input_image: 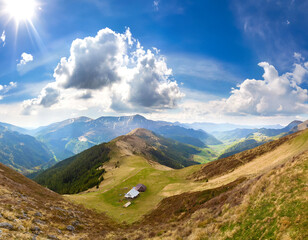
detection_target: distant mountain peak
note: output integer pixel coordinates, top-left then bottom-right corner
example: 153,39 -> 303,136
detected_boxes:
132,114 -> 146,119
284,120 -> 303,131
291,120 -> 308,132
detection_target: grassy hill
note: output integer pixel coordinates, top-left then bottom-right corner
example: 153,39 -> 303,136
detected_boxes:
34,129 -> 201,195
34,144 -> 111,194
2,128 -> 308,239
64,129 -> 308,228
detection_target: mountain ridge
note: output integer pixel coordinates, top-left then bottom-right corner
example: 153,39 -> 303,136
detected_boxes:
34,114 -> 221,160
34,128 -> 200,194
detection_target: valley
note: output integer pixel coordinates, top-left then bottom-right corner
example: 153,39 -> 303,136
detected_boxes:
0,117 -> 307,239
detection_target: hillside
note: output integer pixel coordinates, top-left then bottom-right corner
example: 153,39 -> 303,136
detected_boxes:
62,129 -> 308,230
34,114 -> 221,160
0,126 -> 53,173
0,162 -> 116,239
34,129 -> 200,194
117,145 -> 308,240
2,129 -> 308,239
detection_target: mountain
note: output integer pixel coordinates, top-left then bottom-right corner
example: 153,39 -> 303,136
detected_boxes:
35,115 -> 221,160
0,122 -> 30,135
291,119 -> 308,132
34,129 -> 200,194
213,120 -> 303,142
0,126 -> 53,173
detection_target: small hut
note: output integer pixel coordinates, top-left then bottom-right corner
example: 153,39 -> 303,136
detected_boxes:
135,184 -> 147,192
125,187 -> 139,199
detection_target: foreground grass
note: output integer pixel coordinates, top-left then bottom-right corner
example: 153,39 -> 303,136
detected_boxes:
65,155 -> 201,224
220,151 -> 308,240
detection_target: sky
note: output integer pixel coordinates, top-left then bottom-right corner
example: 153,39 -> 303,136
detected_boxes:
0,0 -> 308,128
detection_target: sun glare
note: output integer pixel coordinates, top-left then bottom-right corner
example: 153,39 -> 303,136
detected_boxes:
4,0 -> 37,23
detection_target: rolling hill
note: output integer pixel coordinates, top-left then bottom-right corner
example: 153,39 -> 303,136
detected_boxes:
0,125 -> 53,173
108,129 -> 308,239
1,128 -> 307,239
34,129 -> 200,194
43,127 -> 308,230
34,114 -> 221,160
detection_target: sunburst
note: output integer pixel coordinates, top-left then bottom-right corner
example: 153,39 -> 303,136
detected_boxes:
4,0 -> 37,23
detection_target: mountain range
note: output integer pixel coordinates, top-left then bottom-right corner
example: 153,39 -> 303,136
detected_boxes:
0,115 -> 305,175
33,114 -> 221,160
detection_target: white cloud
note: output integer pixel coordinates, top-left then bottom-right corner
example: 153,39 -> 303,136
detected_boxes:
17,53 -> 34,69
0,82 -> 17,100
185,62 -> 308,116
1,31 -> 5,47
22,28 -> 183,115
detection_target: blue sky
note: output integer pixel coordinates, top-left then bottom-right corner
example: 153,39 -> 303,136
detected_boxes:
0,0 -> 307,127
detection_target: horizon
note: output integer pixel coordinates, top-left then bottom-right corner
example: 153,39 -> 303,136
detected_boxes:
0,113 -> 295,130
0,0 -> 308,128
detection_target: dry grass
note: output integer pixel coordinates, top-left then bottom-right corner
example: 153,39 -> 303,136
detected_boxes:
0,162 -> 118,239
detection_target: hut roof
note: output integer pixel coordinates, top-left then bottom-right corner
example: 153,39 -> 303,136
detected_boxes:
125,187 -> 139,199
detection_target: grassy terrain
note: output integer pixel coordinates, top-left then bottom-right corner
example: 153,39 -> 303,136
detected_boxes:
66,130 -> 308,225
66,154 -> 201,223
193,147 -> 218,163
109,132 -> 308,240
219,150 -> 308,240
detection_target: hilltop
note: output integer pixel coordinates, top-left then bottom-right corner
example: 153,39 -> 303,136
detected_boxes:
34,129 -> 200,194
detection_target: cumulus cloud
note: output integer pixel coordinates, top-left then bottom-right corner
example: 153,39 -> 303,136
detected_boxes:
202,61 -> 308,116
1,31 -> 5,47
0,82 -> 17,100
17,53 -> 34,69
22,28 -> 183,115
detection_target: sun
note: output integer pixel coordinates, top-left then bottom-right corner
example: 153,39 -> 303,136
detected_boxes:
4,0 -> 37,23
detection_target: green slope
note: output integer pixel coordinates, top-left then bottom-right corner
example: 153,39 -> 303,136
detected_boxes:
34,144 -> 110,194
34,129 -> 201,195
